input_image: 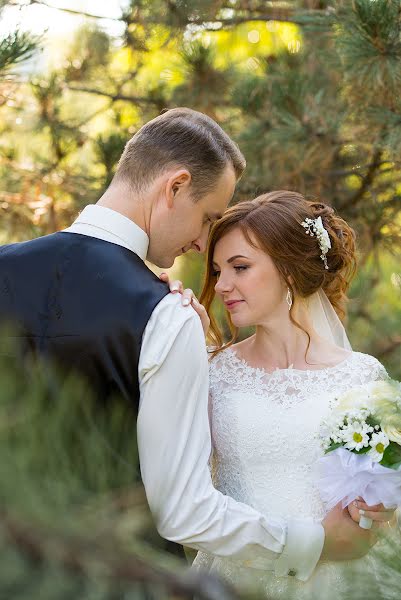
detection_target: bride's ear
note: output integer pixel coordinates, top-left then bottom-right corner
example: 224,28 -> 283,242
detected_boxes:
284,272 -> 294,287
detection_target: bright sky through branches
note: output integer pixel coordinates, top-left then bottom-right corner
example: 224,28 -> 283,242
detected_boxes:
0,1 -> 130,72
0,0 -> 129,37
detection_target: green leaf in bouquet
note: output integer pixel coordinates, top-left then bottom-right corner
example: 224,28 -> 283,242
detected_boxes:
355,445 -> 371,455
380,442 -> 401,469
384,461 -> 401,471
324,442 -> 344,454
366,415 -> 381,429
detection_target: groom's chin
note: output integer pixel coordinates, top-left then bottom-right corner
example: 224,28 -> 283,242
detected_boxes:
154,256 -> 175,269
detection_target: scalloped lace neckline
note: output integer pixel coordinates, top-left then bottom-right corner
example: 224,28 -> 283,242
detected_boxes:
225,347 -> 355,378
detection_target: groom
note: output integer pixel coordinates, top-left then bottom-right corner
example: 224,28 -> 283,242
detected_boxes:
0,108 -> 374,580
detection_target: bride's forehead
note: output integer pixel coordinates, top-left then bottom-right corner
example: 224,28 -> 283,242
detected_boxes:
213,228 -> 262,260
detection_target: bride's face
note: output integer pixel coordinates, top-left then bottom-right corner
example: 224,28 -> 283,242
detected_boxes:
213,227 -> 288,328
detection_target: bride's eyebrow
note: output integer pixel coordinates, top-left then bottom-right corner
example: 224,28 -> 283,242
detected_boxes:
212,254 -> 249,268
227,255 -> 249,263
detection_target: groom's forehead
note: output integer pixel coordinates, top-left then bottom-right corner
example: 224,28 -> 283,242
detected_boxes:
209,162 -> 236,186
207,166 -> 237,206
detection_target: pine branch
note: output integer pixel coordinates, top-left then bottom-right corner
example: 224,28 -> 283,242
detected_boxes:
327,160 -> 399,178
13,0 -> 332,28
0,508 -> 240,600
127,11 -> 332,28
0,30 -> 39,74
26,0 -> 120,21
74,102 -> 113,130
342,148 -> 384,208
67,85 -> 161,106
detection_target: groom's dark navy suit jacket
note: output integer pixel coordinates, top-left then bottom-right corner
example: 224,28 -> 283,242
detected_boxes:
0,232 -> 169,412
0,227 -> 193,564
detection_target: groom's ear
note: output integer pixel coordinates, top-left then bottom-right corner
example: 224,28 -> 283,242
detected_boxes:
165,169 -> 192,208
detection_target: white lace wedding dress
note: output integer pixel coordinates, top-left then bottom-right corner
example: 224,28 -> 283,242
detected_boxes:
193,348 -> 399,599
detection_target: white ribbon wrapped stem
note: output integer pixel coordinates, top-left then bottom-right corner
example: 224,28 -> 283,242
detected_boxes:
316,447 -> 401,529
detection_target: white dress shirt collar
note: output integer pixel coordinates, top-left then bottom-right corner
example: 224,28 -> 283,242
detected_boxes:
65,204 -> 149,261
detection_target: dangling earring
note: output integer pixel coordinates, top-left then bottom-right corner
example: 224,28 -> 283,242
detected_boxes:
286,287 -> 293,311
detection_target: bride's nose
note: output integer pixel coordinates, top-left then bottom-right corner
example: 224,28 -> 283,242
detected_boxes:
214,274 -> 233,295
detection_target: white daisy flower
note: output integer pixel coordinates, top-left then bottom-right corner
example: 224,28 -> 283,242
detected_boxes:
341,421 -> 372,451
321,414 -> 344,440
369,431 -> 390,463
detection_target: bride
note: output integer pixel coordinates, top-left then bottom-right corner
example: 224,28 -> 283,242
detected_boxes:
164,190 -> 399,599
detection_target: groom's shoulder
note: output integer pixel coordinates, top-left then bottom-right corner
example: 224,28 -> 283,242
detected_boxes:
150,292 -> 200,331
0,232 -> 61,259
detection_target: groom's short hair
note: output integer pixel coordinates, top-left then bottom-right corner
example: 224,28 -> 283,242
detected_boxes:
114,107 -> 246,200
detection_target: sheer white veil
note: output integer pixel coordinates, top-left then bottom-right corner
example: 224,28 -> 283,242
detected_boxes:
306,289 -> 352,351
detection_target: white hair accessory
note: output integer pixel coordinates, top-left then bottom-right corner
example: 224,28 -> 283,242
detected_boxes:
301,216 -> 332,270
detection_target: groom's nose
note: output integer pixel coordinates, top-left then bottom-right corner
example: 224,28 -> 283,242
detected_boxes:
192,230 -> 209,253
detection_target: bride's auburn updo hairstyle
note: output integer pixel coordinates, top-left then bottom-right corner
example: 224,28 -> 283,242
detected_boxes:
199,190 -> 357,349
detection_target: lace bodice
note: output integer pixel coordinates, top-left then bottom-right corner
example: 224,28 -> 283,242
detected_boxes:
194,349 -> 393,599
208,349 -> 388,522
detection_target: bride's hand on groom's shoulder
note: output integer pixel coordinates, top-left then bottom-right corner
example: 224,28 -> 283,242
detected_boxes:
159,272 -> 210,338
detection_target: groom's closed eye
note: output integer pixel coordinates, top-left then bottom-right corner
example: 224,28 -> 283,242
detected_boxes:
209,212 -> 223,222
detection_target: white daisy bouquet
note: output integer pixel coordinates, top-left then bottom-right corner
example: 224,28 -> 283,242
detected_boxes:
317,379 -> 401,529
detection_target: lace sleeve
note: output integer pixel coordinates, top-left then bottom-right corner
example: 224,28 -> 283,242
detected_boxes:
207,389 -> 221,481
207,350 -> 225,480
357,352 -> 391,383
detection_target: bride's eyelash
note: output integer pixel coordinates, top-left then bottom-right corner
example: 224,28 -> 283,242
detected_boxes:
212,266 -> 248,277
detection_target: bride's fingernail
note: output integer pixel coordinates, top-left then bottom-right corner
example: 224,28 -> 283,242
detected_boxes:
182,298 -> 190,306
171,285 -> 179,292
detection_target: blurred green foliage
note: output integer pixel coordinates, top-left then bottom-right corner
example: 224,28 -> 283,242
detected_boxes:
0,335 -> 244,599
